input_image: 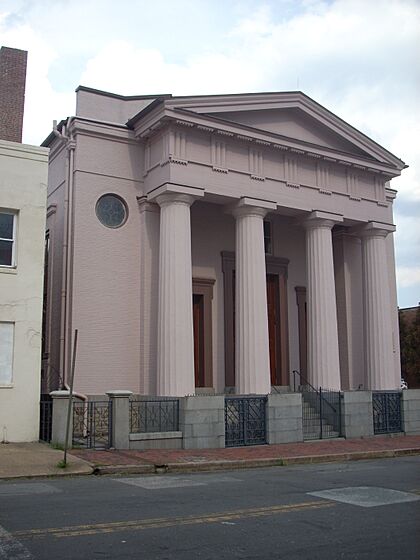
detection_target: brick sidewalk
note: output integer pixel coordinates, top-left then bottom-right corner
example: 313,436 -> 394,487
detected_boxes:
70,435 -> 420,472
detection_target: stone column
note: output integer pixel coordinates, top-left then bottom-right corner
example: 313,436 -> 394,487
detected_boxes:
155,192 -> 196,396
50,390 -> 73,447
106,390 -> 132,449
232,198 -> 276,394
303,211 -> 343,390
359,222 -> 397,390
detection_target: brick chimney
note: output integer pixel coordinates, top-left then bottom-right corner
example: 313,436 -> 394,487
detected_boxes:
0,46 -> 28,143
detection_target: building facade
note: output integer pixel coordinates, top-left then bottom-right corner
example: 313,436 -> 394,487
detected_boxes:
42,87 -> 405,398
0,46 -> 48,442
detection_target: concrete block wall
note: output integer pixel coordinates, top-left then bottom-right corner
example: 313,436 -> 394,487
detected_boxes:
402,389 -> 420,435
341,391 -> 373,438
267,393 -> 303,444
180,395 -> 225,449
129,432 -> 183,450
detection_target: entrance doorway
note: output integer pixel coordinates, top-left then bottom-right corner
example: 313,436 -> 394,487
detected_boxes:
193,294 -> 205,387
192,279 -> 215,389
267,274 -> 282,386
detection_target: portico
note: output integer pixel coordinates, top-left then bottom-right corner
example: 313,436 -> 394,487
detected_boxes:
43,88 -> 405,398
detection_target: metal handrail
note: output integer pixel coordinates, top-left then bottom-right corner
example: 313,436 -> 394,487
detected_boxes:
293,370 -> 339,415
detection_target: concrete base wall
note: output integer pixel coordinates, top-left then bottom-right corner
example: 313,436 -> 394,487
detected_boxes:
180,396 -> 225,449
402,389 -> 420,435
341,391 -> 374,438
267,393 -> 303,444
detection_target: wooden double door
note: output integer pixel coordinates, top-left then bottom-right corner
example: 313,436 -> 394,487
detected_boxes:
193,271 -> 288,389
192,279 -> 214,388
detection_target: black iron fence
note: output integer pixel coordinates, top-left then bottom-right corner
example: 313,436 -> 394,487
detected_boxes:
130,398 -> 179,433
39,395 -> 53,443
372,391 -> 403,434
225,396 -> 267,447
73,400 -> 113,449
293,371 -> 342,440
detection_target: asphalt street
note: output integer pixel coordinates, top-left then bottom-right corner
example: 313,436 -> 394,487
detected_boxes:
0,456 -> 419,559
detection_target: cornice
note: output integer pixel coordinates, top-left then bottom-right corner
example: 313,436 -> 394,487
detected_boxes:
70,118 -> 138,145
165,92 -> 406,170
135,109 -> 402,179
168,157 -> 392,211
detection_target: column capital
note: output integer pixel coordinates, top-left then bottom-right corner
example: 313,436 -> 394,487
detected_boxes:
229,197 -> 276,219
356,221 -> 396,239
137,196 -> 159,214
50,390 -> 71,399
105,390 -> 133,398
302,210 -> 343,231
154,192 -> 196,208
148,182 -> 204,206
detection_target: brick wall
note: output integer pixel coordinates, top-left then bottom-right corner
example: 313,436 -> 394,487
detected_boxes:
0,46 -> 27,143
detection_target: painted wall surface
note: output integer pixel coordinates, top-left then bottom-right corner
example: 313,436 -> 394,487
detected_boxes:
44,144 -> 66,391
75,88 -> 159,124
0,139 -> 48,442
70,133 -> 144,394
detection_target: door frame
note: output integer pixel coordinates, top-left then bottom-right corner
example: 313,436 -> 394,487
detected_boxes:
221,251 -> 290,389
192,278 -> 215,388
295,286 -> 307,379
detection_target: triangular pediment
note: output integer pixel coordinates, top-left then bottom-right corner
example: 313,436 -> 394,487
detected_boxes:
163,92 -> 405,171
202,107 -> 369,157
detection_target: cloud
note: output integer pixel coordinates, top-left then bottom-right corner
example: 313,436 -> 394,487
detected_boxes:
0,12 -> 74,144
397,267 -> 420,288
77,0 -> 420,202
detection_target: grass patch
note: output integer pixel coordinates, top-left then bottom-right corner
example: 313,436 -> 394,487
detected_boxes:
56,459 -> 68,469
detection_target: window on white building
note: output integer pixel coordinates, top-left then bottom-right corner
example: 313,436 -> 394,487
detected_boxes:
0,212 -> 16,267
0,323 -> 14,385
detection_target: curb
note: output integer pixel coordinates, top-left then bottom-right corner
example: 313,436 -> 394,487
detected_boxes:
91,447 -> 420,476
0,467 -> 94,481
2,447 -> 418,480
92,464 -> 155,476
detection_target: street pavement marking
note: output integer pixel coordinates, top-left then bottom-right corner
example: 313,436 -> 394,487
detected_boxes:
309,486 -> 420,508
0,525 -> 34,560
115,474 -> 242,489
13,500 -> 334,539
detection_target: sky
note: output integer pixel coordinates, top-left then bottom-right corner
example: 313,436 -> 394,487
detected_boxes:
1,0 -> 419,307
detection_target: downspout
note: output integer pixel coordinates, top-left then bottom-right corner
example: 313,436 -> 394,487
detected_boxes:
53,119 -> 87,403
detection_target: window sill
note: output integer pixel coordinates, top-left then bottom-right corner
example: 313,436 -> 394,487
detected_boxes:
0,384 -> 14,389
0,266 -> 17,275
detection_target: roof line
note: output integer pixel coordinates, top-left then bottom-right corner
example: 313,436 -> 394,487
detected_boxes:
75,85 -> 172,101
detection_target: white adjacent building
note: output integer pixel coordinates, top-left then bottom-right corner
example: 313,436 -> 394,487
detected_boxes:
42,87 -> 405,398
0,139 -> 48,441
0,46 -> 48,442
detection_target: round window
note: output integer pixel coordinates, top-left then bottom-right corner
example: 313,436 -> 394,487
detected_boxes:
95,194 -> 128,228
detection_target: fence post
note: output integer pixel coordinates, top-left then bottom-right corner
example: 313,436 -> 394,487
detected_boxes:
50,390 -> 73,448
106,390 -> 133,450
319,388 -> 323,439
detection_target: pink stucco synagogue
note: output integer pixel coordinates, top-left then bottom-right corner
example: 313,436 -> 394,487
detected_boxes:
42,87 -> 405,399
